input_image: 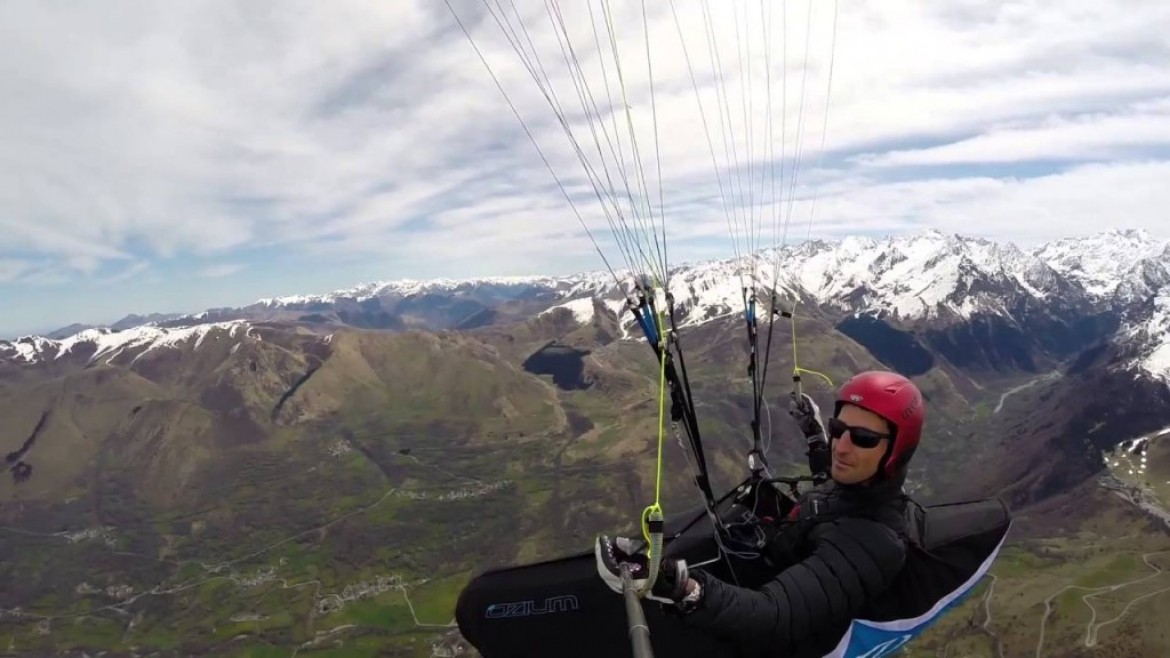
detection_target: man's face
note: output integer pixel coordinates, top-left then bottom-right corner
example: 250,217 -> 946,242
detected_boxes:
830,403 -> 892,485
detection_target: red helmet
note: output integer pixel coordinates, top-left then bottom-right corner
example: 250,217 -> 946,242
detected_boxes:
834,370 -> 925,478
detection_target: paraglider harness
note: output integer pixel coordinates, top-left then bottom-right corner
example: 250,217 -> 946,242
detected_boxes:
605,461 -> 1010,658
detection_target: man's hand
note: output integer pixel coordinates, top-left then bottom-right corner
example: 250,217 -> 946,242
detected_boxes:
788,391 -> 826,440
594,535 -> 688,604
791,391 -> 830,483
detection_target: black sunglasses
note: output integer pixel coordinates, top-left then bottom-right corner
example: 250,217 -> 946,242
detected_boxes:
827,417 -> 890,449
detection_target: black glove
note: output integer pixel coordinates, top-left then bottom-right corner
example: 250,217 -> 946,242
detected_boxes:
790,392 -> 830,482
594,535 -> 689,604
788,391 -> 826,440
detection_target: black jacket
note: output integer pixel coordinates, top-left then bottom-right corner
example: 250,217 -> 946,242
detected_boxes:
679,474 -> 911,657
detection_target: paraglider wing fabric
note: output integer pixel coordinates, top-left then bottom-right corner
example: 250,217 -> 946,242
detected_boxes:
822,497 -> 1012,658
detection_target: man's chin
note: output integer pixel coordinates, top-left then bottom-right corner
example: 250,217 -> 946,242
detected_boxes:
832,463 -> 859,484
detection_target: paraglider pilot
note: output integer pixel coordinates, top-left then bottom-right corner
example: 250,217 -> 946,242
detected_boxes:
596,370 -> 925,657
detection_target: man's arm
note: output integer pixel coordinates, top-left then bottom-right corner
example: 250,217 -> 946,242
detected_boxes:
678,517 -> 907,650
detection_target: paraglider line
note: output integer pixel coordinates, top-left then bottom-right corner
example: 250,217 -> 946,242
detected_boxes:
443,0 -> 626,292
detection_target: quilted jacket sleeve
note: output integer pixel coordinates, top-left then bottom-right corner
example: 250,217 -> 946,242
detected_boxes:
680,516 -> 907,652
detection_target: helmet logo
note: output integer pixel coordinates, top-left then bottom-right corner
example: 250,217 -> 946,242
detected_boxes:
901,394 -> 922,420
850,394 -> 863,402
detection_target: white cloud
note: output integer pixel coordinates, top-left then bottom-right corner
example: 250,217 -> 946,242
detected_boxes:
0,0 -> 1168,296
858,97 -> 1170,166
0,259 -> 34,283
199,263 -> 246,278
98,261 -> 151,285
795,161 -> 1170,247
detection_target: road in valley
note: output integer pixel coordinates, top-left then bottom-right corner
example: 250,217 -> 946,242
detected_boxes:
1034,550 -> 1169,657
994,370 -> 1061,414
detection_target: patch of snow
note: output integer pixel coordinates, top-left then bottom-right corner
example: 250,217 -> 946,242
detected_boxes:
600,298 -> 633,338
127,322 -> 247,364
1120,286 -> 1170,382
664,256 -> 764,327
0,336 -> 56,363
541,297 -> 596,324
1146,341 -> 1170,380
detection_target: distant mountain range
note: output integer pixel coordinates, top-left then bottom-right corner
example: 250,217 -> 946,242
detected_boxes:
5,227 -> 1168,386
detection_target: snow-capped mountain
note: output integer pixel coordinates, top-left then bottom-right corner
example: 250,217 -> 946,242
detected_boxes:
0,321 -> 250,366
241,228 -> 1106,327
241,229 -> 1081,329
5,228 -> 1169,386
1034,228 -> 1170,301
252,273 -> 619,308
773,230 -> 1078,321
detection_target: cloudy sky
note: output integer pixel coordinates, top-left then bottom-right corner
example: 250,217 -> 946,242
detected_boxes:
2,0 -> 1169,337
